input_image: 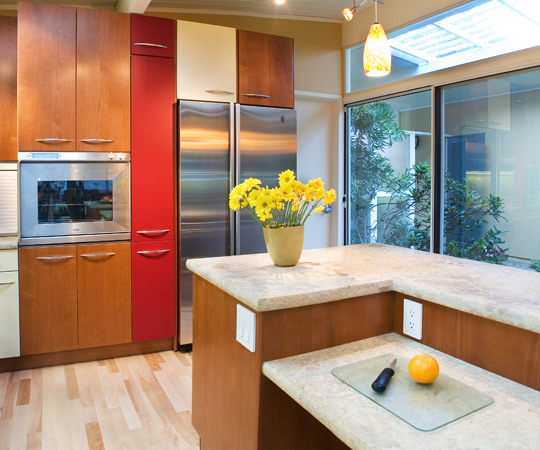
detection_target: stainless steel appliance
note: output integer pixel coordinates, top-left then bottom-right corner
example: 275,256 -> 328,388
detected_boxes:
178,101 -> 297,348
19,152 -> 130,245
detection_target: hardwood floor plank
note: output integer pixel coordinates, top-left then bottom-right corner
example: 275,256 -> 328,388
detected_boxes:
0,352 -> 198,449
16,379 -> 31,406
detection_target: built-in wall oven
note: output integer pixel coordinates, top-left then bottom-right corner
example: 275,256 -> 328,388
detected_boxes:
19,152 -> 130,245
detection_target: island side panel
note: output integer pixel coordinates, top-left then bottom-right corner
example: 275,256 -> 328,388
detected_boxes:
192,275 -> 262,450
259,292 -> 395,362
393,293 -> 540,391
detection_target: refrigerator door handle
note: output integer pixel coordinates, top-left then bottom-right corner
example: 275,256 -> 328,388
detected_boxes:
233,103 -> 241,255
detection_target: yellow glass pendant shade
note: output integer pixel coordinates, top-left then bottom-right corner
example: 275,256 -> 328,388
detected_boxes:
363,22 -> 391,77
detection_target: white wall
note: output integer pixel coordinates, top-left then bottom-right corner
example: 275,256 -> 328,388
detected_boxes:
295,94 -> 343,249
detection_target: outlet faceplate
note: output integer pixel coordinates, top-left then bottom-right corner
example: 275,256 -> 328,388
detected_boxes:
403,298 -> 423,340
236,304 -> 256,352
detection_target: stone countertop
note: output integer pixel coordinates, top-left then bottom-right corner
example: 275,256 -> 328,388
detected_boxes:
186,243 -> 540,333
262,333 -> 540,450
0,237 -> 18,250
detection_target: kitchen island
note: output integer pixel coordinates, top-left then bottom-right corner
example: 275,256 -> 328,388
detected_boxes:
186,244 -> 540,450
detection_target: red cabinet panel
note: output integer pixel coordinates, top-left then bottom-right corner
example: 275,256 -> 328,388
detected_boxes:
131,55 -> 176,242
132,241 -> 175,342
131,14 -> 175,58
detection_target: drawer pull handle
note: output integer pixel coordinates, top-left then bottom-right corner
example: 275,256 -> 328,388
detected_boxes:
134,42 -> 168,49
137,230 -> 170,235
206,90 -> 234,95
80,139 -> 114,144
0,281 -> 16,286
36,255 -> 75,260
241,94 -> 271,99
80,252 -> 116,258
36,138 -> 74,143
137,250 -> 170,255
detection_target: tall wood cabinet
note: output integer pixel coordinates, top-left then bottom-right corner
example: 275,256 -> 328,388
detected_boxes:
131,14 -> 176,343
237,30 -> 294,109
0,16 -> 17,161
19,243 -> 131,355
17,1 -> 130,152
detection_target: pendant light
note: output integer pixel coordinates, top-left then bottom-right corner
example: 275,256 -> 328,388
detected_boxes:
363,0 -> 391,77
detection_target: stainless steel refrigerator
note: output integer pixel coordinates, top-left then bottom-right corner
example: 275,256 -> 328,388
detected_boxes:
177,100 -> 297,349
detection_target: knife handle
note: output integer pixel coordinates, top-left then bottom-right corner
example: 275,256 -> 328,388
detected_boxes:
371,368 -> 395,393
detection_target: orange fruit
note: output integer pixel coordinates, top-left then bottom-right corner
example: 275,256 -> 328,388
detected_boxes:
408,354 -> 439,384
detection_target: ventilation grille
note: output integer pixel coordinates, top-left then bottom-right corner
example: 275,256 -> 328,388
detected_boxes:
0,169 -> 18,235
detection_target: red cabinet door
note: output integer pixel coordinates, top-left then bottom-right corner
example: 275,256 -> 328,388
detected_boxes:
132,241 -> 175,342
131,55 -> 176,242
131,14 -> 175,58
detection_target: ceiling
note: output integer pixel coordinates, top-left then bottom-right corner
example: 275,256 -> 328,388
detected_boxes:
0,0 -> 373,21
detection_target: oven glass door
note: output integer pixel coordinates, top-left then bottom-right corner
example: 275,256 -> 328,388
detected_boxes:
20,162 -> 130,242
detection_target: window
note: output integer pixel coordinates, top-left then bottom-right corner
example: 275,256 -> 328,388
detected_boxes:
442,68 -> 540,269
347,0 -> 540,93
347,91 -> 432,249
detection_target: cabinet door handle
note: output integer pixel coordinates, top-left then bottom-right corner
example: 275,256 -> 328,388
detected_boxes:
36,255 -> 75,260
80,252 -> 116,258
137,249 -> 170,255
36,138 -> 74,143
206,90 -> 234,95
241,94 -> 271,99
0,281 -> 16,286
134,42 -> 168,49
79,139 -> 115,144
137,230 -> 170,235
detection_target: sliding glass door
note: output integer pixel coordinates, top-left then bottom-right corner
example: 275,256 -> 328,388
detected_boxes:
347,90 -> 432,250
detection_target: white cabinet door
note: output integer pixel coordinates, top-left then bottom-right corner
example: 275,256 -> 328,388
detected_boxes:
0,271 -> 20,358
177,21 -> 236,102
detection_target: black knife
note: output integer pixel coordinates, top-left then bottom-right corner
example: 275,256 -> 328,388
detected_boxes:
371,358 -> 397,393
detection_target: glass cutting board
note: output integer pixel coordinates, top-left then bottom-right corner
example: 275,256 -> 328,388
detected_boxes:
331,353 -> 494,432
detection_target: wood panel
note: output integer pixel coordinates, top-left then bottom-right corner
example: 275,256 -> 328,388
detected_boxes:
77,243 -> 132,349
393,293 -> 540,391
18,246 -> 78,355
0,16 -> 17,160
17,1 -> 76,152
0,338 -> 174,373
237,30 -> 294,109
192,275 -> 394,450
259,376 -> 350,450
260,292 -> 395,362
77,8 -> 130,152
192,275 -> 261,450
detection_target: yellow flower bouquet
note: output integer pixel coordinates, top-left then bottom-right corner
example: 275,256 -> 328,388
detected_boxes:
228,169 -> 337,228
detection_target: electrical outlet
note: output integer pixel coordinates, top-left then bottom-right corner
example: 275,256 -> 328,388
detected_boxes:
403,299 -> 423,340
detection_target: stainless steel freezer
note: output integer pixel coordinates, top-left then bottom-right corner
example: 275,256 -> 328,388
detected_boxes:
178,100 -> 296,348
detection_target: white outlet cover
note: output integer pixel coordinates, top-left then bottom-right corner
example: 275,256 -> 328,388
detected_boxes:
403,298 -> 423,340
236,304 -> 256,352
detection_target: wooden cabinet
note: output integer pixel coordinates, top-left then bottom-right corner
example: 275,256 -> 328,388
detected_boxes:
0,16 -> 18,161
132,14 -> 175,58
131,54 -> 175,243
177,20 -> 236,102
19,243 -> 131,355
17,2 -> 76,152
0,250 -> 20,359
78,243 -> 132,349
237,30 -> 294,109
132,241 -> 175,342
17,2 -> 130,152
76,9 -> 131,152
19,246 -> 78,355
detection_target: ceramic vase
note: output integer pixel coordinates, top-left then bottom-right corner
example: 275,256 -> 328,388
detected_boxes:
262,225 -> 304,267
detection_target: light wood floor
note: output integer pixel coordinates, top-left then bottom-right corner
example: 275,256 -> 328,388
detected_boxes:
0,351 -> 199,449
